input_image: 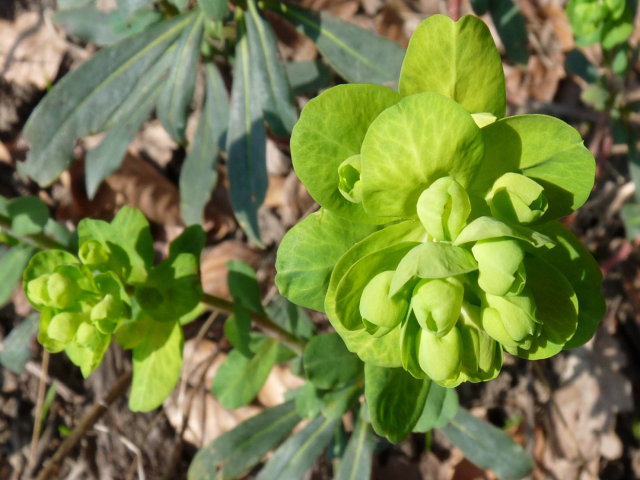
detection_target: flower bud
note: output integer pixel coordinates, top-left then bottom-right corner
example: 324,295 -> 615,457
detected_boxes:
458,303 -> 502,380
26,274 -> 51,307
487,172 -> 548,224
47,312 -> 84,344
417,177 -> 470,241
481,291 -> 539,348
418,326 -> 462,382
46,272 -> 77,309
75,322 -> 103,348
472,238 -> 526,296
337,155 -> 363,204
90,294 -> 121,334
359,271 -> 408,335
411,277 -> 464,336
79,240 -> 110,268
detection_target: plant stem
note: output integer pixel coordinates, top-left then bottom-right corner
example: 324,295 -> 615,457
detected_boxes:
200,292 -> 306,355
35,371 -> 132,480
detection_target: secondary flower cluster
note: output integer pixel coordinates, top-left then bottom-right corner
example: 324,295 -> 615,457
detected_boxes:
276,14 -> 604,387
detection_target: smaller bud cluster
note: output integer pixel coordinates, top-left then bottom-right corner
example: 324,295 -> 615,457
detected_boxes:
24,243 -> 131,375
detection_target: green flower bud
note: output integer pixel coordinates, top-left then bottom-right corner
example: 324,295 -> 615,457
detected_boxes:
337,154 -> 363,204
487,172 -> 548,224
481,291 -> 539,348
458,303 -> 502,380
79,240 -> 110,267
75,322 -> 104,349
46,272 -> 77,309
471,112 -> 497,128
417,176 -> 471,241
472,238 -> 526,296
27,274 -> 52,307
90,294 -> 121,334
47,312 -> 84,343
359,271 -> 408,334
418,326 -> 462,382
411,277 -> 464,336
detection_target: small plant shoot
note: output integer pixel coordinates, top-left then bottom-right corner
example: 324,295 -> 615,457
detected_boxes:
276,14 -> 604,439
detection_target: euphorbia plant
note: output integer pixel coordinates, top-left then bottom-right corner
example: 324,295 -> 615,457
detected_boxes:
276,13 -> 605,439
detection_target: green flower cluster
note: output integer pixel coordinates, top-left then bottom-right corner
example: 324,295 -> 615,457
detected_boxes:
276,14 -> 605,388
566,0 -> 634,49
24,246 -> 131,377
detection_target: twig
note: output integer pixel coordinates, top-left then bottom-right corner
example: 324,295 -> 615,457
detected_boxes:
28,350 -> 50,471
200,293 -> 305,355
35,371 -> 132,480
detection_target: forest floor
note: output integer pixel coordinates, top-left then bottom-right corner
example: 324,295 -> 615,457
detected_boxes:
1,0 -> 640,478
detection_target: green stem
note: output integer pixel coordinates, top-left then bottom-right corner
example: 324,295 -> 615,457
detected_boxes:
200,292 -> 306,355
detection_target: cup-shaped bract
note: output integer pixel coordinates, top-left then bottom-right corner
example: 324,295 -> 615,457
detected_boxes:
418,326 -> 463,382
487,172 -> 548,224
48,311 -> 85,343
482,290 -> 539,348
417,176 -> 470,241
472,238 -> 526,296
338,154 -> 363,204
411,277 -> 464,336
359,271 -> 409,336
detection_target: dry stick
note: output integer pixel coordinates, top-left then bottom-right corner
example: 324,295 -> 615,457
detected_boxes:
28,350 -> 50,471
35,371 -> 132,480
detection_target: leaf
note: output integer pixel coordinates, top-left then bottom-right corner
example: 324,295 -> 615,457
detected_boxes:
227,260 -> 264,314
180,62 -> 229,225
226,26 -> 267,245
441,409 -> 533,480
399,15 -> 506,117
364,364 -> 430,442
487,0 -> 529,65
334,413 -> 377,480
53,6 -> 124,46
212,339 -> 280,408
157,11 -> 205,142
265,294 -> 314,340
275,208 -> 377,312
0,245 -> 35,307
22,250 -> 79,294
360,92 -> 484,219
7,196 -> 49,235
621,203 -> 640,241
285,60 -> 331,95
256,414 -> 339,480
413,384 -> 459,431
246,0 -> 297,137
85,82 -> 160,199
454,216 -> 553,248
197,0 -> 229,21
269,2 -> 404,87
188,401 -> 301,480
390,242 -> 478,295
20,13 -> 193,186
291,84 -> 399,223
303,333 -> 362,389
470,115 -> 596,219
565,49 -> 600,83
537,222 -> 604,349
129,319 -> 183,412
0,314 -> 39,374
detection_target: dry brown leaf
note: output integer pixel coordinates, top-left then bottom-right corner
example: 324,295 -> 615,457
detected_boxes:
0,11 -> 66,89
129,120 -> 177,168
0,142 -> 10,164
257,364 -> 305,408
200,240 -> 262,299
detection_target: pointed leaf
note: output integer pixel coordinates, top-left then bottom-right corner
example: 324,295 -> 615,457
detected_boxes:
7,196 -> 50,235
413,384 -> 459,432
197,0 -> 229,21
334,414 -> 377,480
0,245 -> 35,307
303,333 -> 362,390
487,0 -> 529,65
0,314 -> 39,374
180,62 -> 229,225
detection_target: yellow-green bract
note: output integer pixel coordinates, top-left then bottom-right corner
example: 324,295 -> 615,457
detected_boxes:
276,14 -> 604,389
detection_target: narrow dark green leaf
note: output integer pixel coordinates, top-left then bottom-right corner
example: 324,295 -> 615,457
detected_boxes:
53,6 -> 125,45
157,11 -> 205,142
8,197 -> 50,235
565,49 -> 600,83
85,84 -> 160,199
20,13 -> 192,186
364,364 -> 430,443
303,333 -> 362,390
227,260 -> 265,314
226,26 -> 267,245
256,414 -> 339,480
334,414 -> 376,480
212,339 -> 279,408
0,245 -> 35,307
188,401 -> 301,480
0,314 -> 39,374
270,2 -> 404,88
487,0 -> 529,65
265,294 -> 314,340
413,384 -> 459,432
285,60 -> 331,95
180,62 -> 229,225
622,203 -> 640,240
197,0 -> 229,21
441,409 -> 533,480
246,0 -> 297,136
